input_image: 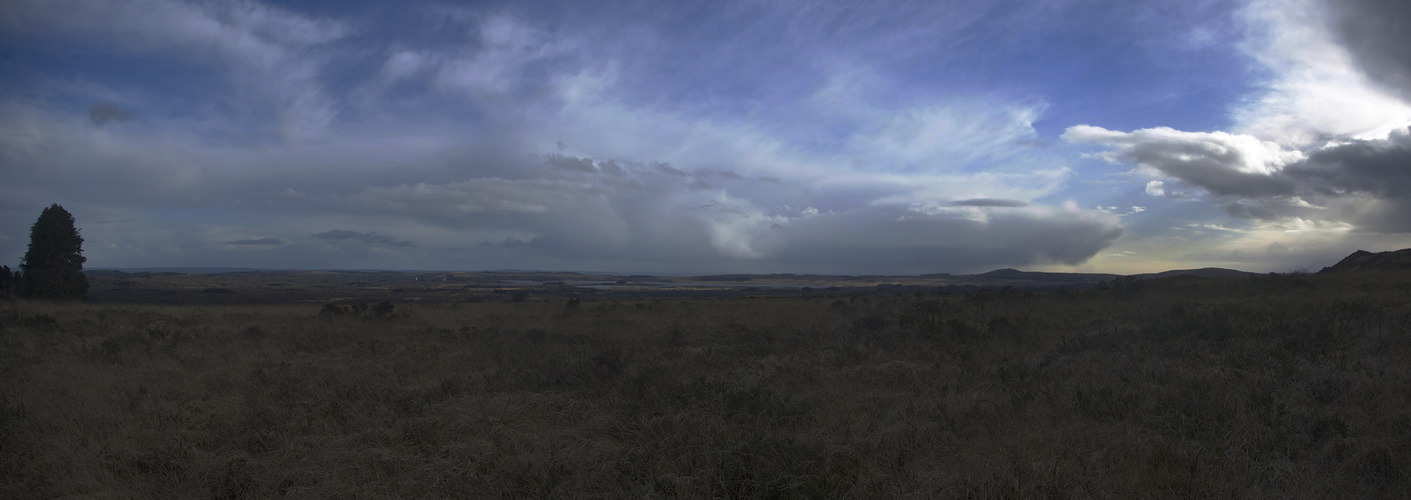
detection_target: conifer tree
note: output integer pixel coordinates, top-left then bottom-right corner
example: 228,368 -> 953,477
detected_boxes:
20,204 -> 88,300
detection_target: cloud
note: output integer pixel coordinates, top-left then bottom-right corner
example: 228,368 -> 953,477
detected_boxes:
3,0 -> 349,144
1144,180 -> 1189,199
950,198 -> 1028,208
1282,127 -> 1411,231
226,237 -> 286,245
0,1 -> 1129,274
1065,125 -> 1302,198
88,102 -> 133,126
851,100 -> 1048,171
339,152 -> 1121,274
312,230 -> 414,247
1233,0 -> 1411,146
1289,127 -> 1411,199
1066,124 -> 1324,223
1070,124 -> 1411,232
353,178 -> 570,217
1328,0 -> 1411,101
1056,0 -> 1411,265
772,203 -> 1123,273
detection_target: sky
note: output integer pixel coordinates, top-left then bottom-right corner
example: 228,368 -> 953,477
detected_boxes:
2,0 -> 1409,275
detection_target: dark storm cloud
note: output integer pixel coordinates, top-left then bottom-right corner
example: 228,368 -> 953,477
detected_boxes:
1282,127 -> 1411,231
1330,0 -> 1411,99
312,230 -> 414,247
950,198 -> 1028,207
1286,128 -> 1411,199
89,102 -> 133,126
226,237 -> 287,245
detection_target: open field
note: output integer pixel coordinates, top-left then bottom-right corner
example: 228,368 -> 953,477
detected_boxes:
3,271 -> 1410,497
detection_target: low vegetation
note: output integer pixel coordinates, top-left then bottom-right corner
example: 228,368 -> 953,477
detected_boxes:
2,271 -> 1409,497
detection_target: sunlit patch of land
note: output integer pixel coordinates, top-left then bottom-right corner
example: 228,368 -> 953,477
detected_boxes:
3,270 -> 1409,497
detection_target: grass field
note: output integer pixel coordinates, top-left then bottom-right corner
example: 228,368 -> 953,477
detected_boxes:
2,271 -> 1409,498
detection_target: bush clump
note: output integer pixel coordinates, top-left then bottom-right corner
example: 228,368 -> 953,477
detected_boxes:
319,300 -> 396,318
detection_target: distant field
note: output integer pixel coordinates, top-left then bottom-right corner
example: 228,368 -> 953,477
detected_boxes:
3,271 -> 1409,497
79,267 -> 1152,305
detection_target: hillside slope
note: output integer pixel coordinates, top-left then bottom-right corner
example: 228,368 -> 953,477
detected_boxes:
1319,248 -> 1411,273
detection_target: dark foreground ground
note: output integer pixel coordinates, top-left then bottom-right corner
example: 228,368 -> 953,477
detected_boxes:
2,271 -> 1408,498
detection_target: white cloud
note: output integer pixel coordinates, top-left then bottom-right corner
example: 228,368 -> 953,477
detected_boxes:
1065,125 -> 1302,198
1233,0 -> 1411,146
1145,180 -> 1166,197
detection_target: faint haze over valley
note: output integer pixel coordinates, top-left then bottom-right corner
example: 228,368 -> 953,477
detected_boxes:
2,0 -> 1410,275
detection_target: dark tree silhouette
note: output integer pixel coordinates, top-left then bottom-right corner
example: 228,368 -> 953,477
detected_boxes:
20,204 -> 88,300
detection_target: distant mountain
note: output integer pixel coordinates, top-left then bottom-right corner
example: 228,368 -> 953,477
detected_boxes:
1319,249 -> 1411,273
1134,268 -> 1257,280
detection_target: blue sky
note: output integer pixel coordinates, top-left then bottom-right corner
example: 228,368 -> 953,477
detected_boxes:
2,0 -> 1409,274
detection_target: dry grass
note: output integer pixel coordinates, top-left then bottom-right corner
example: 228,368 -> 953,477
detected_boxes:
2,272 -> 1410,498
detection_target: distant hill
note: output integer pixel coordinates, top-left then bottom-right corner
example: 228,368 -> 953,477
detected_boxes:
696,274 -> 754,282
977,268 -> 1116,283
1319,249 -> 1411,273
958,267 -> 1252,286
1134,268 -> 1257,280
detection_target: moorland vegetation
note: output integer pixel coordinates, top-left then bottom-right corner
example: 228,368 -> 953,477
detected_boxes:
2,267 -> 1409,498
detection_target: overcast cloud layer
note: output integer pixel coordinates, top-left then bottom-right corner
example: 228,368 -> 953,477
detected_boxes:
1,0 -> 1408,274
